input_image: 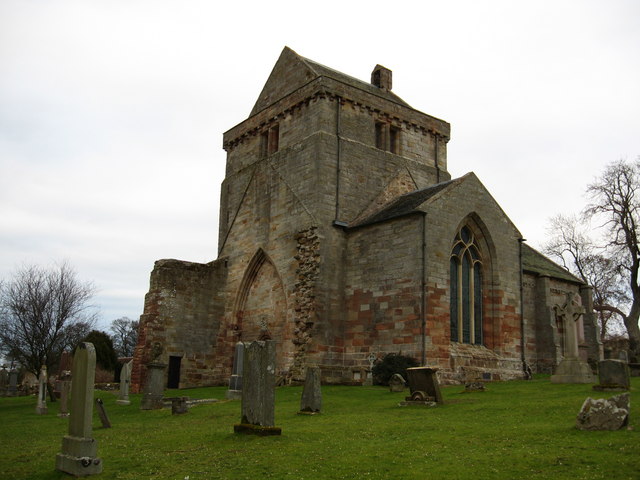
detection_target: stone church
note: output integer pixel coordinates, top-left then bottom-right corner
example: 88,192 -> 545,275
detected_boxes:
131,47 -> 602,391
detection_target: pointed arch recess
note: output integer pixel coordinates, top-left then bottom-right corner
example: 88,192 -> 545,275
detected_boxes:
233,249 -> 292,372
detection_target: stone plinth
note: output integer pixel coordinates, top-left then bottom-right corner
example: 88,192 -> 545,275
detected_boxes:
551,358 -> 597,384
55,342 -> 102,476
141,362 -> 166,410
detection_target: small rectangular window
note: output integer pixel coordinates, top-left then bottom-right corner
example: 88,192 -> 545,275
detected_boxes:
375,122 -> 400,154
375,122 -> 386,150
261,124 -> 279,158
268,124 -> 279,154
390,126 -> 400,154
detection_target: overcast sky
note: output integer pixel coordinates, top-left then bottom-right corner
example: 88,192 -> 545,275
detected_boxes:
1,0 -> 639,330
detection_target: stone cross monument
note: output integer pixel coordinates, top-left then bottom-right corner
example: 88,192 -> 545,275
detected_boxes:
55,342 -> 103,476
551,293 -> 597,384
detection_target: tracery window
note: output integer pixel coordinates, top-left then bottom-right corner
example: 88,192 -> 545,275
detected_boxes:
450,226 -> 483,344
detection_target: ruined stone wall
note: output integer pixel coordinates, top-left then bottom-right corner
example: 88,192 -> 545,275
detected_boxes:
131,259 -> 227,392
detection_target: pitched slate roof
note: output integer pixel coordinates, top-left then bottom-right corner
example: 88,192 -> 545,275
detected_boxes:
521,243 -> 584,284
350,178 -> 458,228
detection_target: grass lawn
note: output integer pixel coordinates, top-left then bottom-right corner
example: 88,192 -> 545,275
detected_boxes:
0,375 -> 638,480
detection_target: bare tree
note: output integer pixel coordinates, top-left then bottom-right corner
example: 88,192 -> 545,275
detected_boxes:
544,214 -> 627,341
0,262 -> 97,378
584,159 -> 640,361
109,317 -> 139,357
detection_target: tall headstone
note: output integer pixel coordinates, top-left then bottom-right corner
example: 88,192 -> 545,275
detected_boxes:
36,365 -> 48,415
299,366 -> 322,414
7,368 -> 18,397
58,371 -> 72,417
0,366 -> 8,396
141,343 -> 166,410
55,342 -> 103,476
116,360 -> 132,405
551,293 -> 597,384
226,342 -> 244,400
234,340 -> 281,435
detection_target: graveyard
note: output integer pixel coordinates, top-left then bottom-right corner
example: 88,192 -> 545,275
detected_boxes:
1,375 -> 638,479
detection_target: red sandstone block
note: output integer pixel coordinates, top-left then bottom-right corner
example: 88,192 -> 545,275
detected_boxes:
375,323 -> 392,330
392,337 -> 404,344
403,337 -> 414,344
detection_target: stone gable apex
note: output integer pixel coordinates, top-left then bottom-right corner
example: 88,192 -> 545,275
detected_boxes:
250,47 -> 412,117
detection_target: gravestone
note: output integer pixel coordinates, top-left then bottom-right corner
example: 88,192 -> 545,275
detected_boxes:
0,366 -> 8,396
234,340 -> 281,435
171,396 -> 189,415
551,293 -> 597,384
364,353 -> 376,386
576,393 -> 630,431
140,344 -> 166,410
58,371 -> 72,417
95,398 -> 111,428
7,368 -> 18,397
140,362 -> 167,410
55,342 -> 103,476
116,360 -> 132,405
36,365 -> 48,415
299,366 -> 322,414
226,342 -> 244,400
405,366 -> 443,404
388,373 -> 406,393
593,359 -> 630,391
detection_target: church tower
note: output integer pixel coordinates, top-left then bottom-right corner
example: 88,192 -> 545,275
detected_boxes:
217,47 -> 451,379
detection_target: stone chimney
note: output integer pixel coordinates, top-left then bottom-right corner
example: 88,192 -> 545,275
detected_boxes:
371,64 -> 392,91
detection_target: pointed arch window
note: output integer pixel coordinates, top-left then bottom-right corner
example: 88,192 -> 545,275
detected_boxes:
450,226 -> 483,344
